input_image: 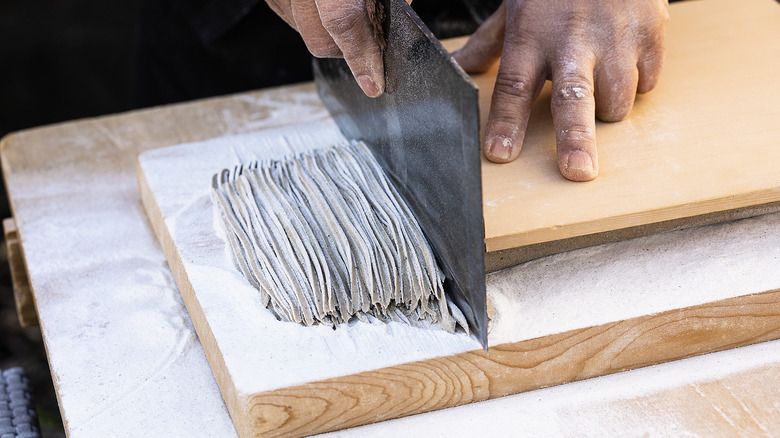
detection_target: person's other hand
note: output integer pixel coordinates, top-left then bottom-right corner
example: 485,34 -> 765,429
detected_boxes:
266,0 -> 386,97
453,0 -> 669,181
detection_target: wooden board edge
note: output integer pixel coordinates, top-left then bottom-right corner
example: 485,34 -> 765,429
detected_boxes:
486,188 -> 780,252
485,199 -> 780,272
136,162 -> 245,434
3,217 -> 38,327
244,289 -> 780,437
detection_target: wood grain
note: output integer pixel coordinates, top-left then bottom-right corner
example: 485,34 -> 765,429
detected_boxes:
241,291 -> 780,437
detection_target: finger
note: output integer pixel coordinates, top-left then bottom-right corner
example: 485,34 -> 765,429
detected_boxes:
483,39 -> 546,163
451,3 -> 506,74
637,44 -> 665,94
594,56 -> 639,122
315,0 -> 385,97
637,8 -> 668,94
551,56 -> 599,181
291,0 -> 341,57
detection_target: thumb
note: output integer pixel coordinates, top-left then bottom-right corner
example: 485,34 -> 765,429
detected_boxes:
316,0 -> 386,97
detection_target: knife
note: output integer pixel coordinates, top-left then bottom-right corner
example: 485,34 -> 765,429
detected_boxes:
313,0 -> 487,348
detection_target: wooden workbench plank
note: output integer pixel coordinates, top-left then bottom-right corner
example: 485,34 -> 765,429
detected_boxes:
0,83 -> 331,438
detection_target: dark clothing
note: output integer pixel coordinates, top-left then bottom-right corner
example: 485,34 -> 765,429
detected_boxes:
135,0 -> 500,107
136,0 -> 312,107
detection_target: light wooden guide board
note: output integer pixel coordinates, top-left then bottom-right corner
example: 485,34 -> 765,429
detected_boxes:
466,0 -> 780,266
139,125 -> 780,438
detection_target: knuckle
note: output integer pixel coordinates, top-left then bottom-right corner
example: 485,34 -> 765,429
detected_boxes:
488,94 -> 526,125
557,125 -> 595,143
319,3 -> 363,36
638,51 -> 664,93
637,69 -> 661,94
555,77 -> 593,102
597,49 -> 625,69
641,14 -> 669,43
639,50 -> 664,72
554,8 -> 588,33
640,25 -> 666,50
488,109 -> 522,127
597,100 -> 631,122
493,73 -> 536,100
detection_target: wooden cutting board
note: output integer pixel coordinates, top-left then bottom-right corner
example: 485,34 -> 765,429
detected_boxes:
137,0 -> 780,436
138,123 -> 780,438
467,0 -> 780,269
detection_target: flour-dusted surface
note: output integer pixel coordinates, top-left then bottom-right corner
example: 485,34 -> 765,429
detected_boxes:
140,117 -> 780,398
4,4 -> 780,433
139,121 -> 481,395
488,212 -> 780,345
1,83 -> 332,437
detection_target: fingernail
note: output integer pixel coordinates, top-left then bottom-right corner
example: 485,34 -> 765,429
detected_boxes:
357,75 -> 382,98
565,150 -> 594,172
487,136 -> 513,161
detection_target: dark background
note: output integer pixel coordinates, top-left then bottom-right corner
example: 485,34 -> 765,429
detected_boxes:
0,1 -> 488,435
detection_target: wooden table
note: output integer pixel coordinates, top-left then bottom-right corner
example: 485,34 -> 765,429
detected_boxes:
3,3 -> 780,436
3,82 -> 780,437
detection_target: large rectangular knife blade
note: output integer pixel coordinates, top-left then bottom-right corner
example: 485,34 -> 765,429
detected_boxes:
313,0 -> 487,347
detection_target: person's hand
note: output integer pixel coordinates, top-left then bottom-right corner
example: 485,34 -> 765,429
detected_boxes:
453,0 -> 669,181
266,0 -> 386,97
